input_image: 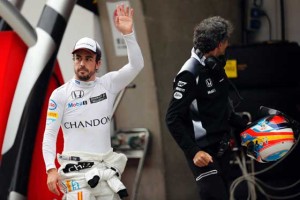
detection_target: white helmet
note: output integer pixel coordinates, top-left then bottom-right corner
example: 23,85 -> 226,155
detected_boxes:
240,114 -> 295,163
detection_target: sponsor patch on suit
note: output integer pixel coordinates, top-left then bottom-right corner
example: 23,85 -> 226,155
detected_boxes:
90,93 -> 107,104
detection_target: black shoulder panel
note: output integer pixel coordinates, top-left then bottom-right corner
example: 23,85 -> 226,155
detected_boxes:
178,58 -> 204,77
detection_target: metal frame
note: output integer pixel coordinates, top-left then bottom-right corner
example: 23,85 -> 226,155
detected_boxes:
112,128 -> 150,200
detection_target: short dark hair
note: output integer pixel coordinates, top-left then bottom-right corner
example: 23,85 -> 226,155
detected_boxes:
193,16 -> 233,54
96,53 -> 101,62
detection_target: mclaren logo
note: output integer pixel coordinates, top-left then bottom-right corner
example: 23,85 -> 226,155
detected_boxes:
71,90 -> 84,99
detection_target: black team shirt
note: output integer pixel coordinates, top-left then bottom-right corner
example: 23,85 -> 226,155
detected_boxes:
165,57 -> 231,159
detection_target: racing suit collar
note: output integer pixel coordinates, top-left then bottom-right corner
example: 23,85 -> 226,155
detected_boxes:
72,78 -> 96,88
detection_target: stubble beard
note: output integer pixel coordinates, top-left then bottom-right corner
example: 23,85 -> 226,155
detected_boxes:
75,67 -> 97,81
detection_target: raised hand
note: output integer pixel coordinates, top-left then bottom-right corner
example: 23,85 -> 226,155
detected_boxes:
114,4 -> 134,35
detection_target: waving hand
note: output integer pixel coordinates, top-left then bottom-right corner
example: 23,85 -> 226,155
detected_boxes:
114,4 -> 134,35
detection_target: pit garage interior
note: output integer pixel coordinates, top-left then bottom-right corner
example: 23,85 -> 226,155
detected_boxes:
0,0 -> 300,199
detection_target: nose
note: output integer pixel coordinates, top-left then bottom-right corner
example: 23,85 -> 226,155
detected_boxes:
80,59 -> 86,66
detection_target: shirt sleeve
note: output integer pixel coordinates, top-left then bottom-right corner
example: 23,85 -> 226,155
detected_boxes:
101,32 -> 144,93
42,88 -> 64,172
165,72 -> 201,158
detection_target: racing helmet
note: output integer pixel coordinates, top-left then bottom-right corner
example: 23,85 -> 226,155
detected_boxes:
240,115 -> 295,163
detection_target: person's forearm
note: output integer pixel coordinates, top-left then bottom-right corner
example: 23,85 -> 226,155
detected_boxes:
124,32 -> 144,70
166,115 -> 201,158
42,130 -> 58,172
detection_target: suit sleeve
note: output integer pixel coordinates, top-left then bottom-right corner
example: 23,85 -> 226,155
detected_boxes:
101,32 -> 144,94
165,72 -> 201,158
42,88 -> 64,172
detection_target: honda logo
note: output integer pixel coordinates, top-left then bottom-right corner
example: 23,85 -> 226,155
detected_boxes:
205,78 -> 213,87
71,90 -> 84,99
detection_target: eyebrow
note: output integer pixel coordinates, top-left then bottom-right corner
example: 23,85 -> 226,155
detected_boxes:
74,54 -> 93,58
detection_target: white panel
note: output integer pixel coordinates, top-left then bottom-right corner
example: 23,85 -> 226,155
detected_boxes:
106,1 -> 136,56
46,0 -> 75,20
2,28 -> 56,154
20,0 -> 45,27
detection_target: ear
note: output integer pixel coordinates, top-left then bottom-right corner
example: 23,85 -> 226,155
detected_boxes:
96,60 -> 101,69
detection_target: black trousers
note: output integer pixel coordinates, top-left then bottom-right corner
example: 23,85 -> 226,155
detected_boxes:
186,142 -> 232,200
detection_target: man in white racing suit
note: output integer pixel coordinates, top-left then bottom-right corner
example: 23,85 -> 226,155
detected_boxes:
42,4 -> 144,200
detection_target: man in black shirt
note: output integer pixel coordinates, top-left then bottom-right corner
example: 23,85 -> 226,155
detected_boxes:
165,16 -> 246,200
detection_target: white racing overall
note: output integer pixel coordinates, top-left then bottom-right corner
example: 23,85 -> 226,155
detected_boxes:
58,150 -> 127,200
42,32 -> 144,200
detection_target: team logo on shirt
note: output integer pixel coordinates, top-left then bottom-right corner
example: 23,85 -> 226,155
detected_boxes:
47,111 -> 59,119
46,111 -> 59,125
64,116 -> 110,129
205,78 -> 213,87
61,180 -> 80,192
48,99 -> 57,110
174,92 -> 183,99
177,81 -> 187,87
90,93 -> 107,104
207,89 -> 216,94
74,80 -> 80,85
71,90 -> 84,99
205,78 -> 216,94
67,100 -> 88,108
175,87 -> 185,92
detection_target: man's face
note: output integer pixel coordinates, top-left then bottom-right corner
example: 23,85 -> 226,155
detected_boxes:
73,49 -> 100,81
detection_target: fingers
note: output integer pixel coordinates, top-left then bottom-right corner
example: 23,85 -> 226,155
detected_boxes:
129,8 -> 134,17
48,182 -> 60,195
116,4 -> 124,16
193,151 -> 213,167
193,157 -> 208,167
113,9 -> 118,24
47,169 -> 60,196
126,6 -> 129,16
53,185 -> 60,195
115,4 -> 133,17
113,3 -> 134,35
